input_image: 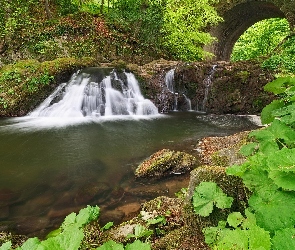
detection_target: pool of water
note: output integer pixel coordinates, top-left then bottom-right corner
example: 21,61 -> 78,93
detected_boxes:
0,112 -> 258,237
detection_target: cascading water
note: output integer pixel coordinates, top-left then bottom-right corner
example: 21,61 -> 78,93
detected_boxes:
201,65 -> 217,112
164,68 -> 192,111
183,94 -> 192,111
29,68 -> 158,119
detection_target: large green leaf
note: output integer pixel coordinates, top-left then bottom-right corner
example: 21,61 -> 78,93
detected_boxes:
125,240 -> 151,250
249,191 -> 295,233
0,242 -> 12,250
192,182 -> 233,217
251,120 -> 295,150
272,228 -> 295,250
261,100 -> 284,124
263,77 -> 291,94
96,240 -> 124,250
266,148 -> 295,190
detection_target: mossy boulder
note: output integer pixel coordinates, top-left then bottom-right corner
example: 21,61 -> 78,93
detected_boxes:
184,165 -> 249,232
135,149 -> 198,178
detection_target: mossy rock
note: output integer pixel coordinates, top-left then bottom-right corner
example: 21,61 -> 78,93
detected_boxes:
135,149 -> 198,178
183,165 -> 249,232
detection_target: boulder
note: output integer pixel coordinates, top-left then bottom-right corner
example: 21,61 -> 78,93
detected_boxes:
135,149 -> 198,178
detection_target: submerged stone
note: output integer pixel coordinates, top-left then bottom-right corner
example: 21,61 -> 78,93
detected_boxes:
135,149 -> 198,178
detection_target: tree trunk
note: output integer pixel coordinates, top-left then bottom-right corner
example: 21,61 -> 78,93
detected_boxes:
100,0 -> 105,14
44,0 -> 52,19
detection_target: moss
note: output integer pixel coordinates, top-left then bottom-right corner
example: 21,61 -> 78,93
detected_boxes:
211,152 -> 230,167
135,149 -> 198,178
0,232 -> 28,249
0,57 -> 97,116
236,70 -> 250,82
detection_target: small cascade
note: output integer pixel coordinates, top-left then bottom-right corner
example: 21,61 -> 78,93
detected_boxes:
183,94 -> 192,111
29,69 -> 158,118
165,68 -> 175,93
201,65 -> 217,112
164,68 -> 193,112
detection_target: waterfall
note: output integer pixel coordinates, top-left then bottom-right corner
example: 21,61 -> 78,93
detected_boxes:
201,65 -> 217,112
183,94 -> 192,111
165,68 -> 175,93
164,68 -> 193,112
29,69 -> 158,118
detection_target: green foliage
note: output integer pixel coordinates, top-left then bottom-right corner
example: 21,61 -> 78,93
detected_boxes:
196,76 -> 295,249
106,0 -> 166,55
231,18 -> 290,62
162,0 -> 222,61
0,205 -> 100,250
97,239 -> 151,250
101,222 -> 114,231
192,182 -> 233,217
127,224 -> 153,240
97,240 -> 124,250
203,210 -> 271,250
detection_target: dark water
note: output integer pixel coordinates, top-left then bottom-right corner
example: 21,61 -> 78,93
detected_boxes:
0,112 -> 258,237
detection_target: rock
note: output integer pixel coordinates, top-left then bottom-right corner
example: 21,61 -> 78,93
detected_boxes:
184,165 -> 249,231
197,130 -> 251,167
98,209 -> 125,227
15,216 -> 50,236
117,202 -> 141,220
47,206 -> 83,219
74,182 -> 111,205
108,224 -> 137,241
125,182 -> 169,198
135,149 -> 198,178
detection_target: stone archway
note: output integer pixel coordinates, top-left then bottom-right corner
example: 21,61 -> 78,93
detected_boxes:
208,1 -> 286,61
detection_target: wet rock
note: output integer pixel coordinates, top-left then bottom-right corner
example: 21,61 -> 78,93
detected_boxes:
135,149 -> 198,178
11,192 -> 55,217
117,202 -> 141,220
16,216 -> 50,235
47,206 -> 83,219
98,209 -> 125,227
125,182 -> 169,198
52,192 -> 76,209
74,182 -> 111,205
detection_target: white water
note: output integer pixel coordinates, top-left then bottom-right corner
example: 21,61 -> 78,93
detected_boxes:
29,70 -> 158,119
201,65 -> 217,112
165,68 -> 175,93
164,68 -> 193,111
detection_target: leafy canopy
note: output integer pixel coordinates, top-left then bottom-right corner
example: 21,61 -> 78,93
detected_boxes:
162,0 -> 222,61
231,18 -> 290,62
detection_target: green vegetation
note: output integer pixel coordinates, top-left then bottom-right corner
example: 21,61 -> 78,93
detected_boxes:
162,0 -> 222,61
231,17 -> 295,74
192,76 -> 295,249
0,205 -> 100,250
0,57 -> 96,116
0,0 -> 222,65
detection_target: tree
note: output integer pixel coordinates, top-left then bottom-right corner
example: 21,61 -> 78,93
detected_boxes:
162,0 -> 222,61
231,18 -> 290,61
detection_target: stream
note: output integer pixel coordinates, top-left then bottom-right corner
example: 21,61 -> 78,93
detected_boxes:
0,112 -> 258,237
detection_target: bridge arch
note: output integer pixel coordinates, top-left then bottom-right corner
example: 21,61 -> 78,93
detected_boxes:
208,1 -> 286,61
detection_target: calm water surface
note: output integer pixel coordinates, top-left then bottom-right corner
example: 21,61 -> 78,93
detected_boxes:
0,112 -> 258,237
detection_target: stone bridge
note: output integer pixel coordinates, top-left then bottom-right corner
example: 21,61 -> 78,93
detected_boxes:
208,0 -> 295,60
